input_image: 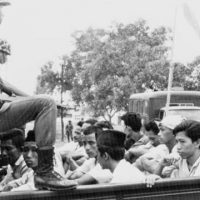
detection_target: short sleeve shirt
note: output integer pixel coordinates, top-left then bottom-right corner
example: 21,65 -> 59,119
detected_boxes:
171,156 -> 200,178
88,163 -> 113,183
111,159 -> 145,184
77,158 -> 96,174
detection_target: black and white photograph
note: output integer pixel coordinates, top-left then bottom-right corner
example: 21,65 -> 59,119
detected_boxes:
1,0 -> 200,199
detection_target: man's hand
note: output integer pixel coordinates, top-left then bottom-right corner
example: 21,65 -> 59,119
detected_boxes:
1,184 -> 13,192
145,174 -> 161,188
161,155 -> 180,167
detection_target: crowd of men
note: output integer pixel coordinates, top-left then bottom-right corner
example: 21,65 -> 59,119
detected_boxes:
1,0 -> 200,194
1,111 -> 200,192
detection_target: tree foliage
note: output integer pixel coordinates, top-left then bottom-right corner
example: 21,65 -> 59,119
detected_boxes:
36,19 -> 195,122
36,62 -> 58,94
184,56 -> 200,90
70,20 -> 173,121
36,57 -> 75,94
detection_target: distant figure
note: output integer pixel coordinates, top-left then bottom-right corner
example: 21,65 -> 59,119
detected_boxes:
66,120 -> 73,142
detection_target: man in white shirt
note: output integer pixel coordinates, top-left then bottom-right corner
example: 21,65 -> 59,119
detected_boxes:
11,129 -> 68,191
68,125 -> 112,184
163,120 -> 200,178
0,129 -> 30,191
135,115 -> 185,176
97,129 -> 145,184
125,120 -> 160,162
58,126 -> 87,172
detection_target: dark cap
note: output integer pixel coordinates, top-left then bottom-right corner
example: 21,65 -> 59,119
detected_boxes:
25,130 -> 35,142
0,128 -> 24,140
97,129 -> 126,148
0,0 -> 10,6
94,121 -> 113,130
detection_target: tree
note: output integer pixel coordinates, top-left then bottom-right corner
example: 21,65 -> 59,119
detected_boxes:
70,20 -> 172,122
36,61 -> 58,94
36,57 -> 75,94
36,20 -> 194,123
184,56 -> 200,90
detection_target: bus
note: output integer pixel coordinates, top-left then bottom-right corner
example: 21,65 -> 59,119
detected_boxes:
129,90 -> 200,121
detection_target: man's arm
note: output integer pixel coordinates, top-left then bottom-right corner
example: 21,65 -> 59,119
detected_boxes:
0,79 -> 29,97
76,174 -> 97,185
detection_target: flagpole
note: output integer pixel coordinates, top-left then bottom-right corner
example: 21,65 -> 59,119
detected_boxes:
166,5 -> 178,108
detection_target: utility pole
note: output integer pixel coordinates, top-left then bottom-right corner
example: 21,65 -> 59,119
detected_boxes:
60,58 -> 66,142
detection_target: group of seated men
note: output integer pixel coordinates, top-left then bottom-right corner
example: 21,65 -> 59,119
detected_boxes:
1,112 -> 200,192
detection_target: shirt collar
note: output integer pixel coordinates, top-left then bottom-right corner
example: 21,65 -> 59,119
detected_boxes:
15,154 -> 24,166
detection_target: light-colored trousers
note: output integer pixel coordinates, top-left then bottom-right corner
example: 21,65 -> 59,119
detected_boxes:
0,95 -> 56,147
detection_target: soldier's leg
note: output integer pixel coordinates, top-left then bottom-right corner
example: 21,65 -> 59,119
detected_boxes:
0,95 -> 56,147
0,95 -> 77,190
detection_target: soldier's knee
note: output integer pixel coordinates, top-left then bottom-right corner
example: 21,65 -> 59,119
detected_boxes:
35,95 -> 57,110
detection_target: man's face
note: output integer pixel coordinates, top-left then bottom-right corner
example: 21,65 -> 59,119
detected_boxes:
97,149 -> 108,170
145,130 -> 160,146
0,51 -> 7,64
124,126 -> 139,149
23,141 -> 38,169
1,139 -> 21,166
176,131 -> 199,159
73,132 -> 81,143
158,125 -> 174,144
83,133 -> 97,158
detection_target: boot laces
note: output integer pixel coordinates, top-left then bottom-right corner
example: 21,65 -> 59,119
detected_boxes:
51,170 -> 63,179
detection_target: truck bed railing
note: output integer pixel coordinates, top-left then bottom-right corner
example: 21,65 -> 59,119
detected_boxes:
1,177 -> 200,200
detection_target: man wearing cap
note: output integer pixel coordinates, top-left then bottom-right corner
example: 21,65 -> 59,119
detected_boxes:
144,120 -> 200,187
135,115 -> 185,177
0,2 -> 76,191
97,129 -> 145,183
0,0 -> 10,24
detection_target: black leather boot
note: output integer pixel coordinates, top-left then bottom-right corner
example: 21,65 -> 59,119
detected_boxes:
34,147 -> 77,191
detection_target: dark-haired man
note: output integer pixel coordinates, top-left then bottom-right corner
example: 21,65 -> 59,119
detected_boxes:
97,129 -> 145,183
161,120 -> 200,178
125,120 -> 160,163
68,125 -> 112,184
0,129 -> 30,191
12,130 -> 67,191
135,115 -> 185,177
121,112 -> 148,150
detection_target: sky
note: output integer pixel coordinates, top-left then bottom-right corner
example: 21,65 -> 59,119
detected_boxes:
0,0 -> 200,95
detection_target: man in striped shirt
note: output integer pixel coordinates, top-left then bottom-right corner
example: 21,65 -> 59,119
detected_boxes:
0,129 -> 30,191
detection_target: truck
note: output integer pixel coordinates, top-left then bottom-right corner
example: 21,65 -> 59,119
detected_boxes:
129,90 -> 200,121
1,177 -> 200,200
